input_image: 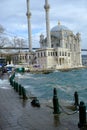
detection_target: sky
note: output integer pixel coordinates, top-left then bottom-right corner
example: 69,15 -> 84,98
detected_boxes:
0,0 -> 87,49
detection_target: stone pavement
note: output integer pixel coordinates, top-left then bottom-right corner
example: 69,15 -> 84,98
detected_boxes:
0,73 -> 87,130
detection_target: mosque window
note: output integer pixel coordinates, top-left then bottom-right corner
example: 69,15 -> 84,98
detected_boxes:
22,56 -> 24,60
62,52 -> 64,56
29,56 -> 31,59
55,52 -> 57,56
38,53 -> 39,57
60,51 -> 61,56
53,52 -> 55,56
20,55 -> 21,60
56,43 -> 58,47
41,52 -> 42,57
22,56 -> 23,60
65,52 -> 67,56
52,44 -> 53,48
56,43 -> 60,47
51,52 -> 53,56
25,55 -> 27,59
68,53 -> 70,57
48,52 -> 50,56
44,52 -> 46,57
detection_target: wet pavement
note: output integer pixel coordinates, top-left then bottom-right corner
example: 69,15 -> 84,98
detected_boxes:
0,73 -> 87,130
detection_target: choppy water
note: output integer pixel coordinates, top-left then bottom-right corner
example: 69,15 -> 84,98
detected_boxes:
15,68 -> 87,106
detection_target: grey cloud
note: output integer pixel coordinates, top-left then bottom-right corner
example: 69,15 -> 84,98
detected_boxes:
0,0 -> 87,49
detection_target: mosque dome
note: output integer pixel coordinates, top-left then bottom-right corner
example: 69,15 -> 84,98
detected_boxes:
51,21 -> 70,32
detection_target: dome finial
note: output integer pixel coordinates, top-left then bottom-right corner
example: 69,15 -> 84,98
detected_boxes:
58,21 -> 61,26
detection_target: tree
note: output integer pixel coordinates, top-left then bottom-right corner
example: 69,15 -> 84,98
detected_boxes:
0,24 -> 6,48
0,37 -> 10,48
12,36 -> 27,48
0,24 -> 27,51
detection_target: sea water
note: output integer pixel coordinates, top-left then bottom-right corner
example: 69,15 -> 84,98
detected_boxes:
15,68 -> 87,106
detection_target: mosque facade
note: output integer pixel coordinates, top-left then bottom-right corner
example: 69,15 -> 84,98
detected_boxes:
35,22 -> 82,69
11,0 -> 82,70
32,0 -> 82,70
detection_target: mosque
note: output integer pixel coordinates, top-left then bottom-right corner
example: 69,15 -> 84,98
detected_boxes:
35,0 -> 82,69
12,0 -> 82,70
36,22 -> 82,69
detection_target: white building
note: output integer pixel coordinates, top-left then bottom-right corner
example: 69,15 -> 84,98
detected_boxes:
11,0 -> 82,70
35,22 -> 82,69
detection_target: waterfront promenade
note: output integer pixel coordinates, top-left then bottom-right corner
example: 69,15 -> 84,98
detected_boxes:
0,73 -> 86,130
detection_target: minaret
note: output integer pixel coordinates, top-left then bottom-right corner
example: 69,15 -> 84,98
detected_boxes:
76,33 -> 82,66
26,0 -> 32,52
44,0 -> 51,48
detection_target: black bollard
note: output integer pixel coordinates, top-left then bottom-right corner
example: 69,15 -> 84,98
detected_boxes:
11,80 -> 14,87
21,86 -> 28,100
19,84 -> 22,96
13,72 -> 15,79
9,78 -> 13,86
15,82 -> 17,91
14,81 -> 16,90
74,91 -> 79,106
78,101 -> 86,128
53,88 -> 60,114
15,82 -> 19,92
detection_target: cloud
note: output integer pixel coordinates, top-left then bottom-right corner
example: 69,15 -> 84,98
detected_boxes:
0,0 -> 87,49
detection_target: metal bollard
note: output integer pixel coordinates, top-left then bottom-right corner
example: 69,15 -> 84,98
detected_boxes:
21,86 -> 28,100
19,84 -> 22,96
9,78 -> 13,86
53,88 -> 60,114
11,80 -> 14,87
15,82 -> 17,92
15,82 -> 19,92
14,81 -> 16,90
78,101 -> 86,128
74,91 -> 79,106
13,72 -> 15,79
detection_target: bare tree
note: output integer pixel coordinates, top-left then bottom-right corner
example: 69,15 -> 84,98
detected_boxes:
0,24 -> 7,48
0,24 -> 27,50
13,36 -> 27,48
0,36 -> 10,48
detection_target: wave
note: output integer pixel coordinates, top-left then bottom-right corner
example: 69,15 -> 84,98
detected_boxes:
15,69 -> 87,106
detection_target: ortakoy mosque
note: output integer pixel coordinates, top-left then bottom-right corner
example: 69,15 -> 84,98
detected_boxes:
12,0 -> 82,70
37,22 -> 82,69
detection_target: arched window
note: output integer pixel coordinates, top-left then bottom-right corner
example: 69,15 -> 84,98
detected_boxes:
41,52 -> 42,57
48,52 -> 50,56
56,43 -> 60,47
38,53 -> 39,57
51,44 -> 53,48
55,52 -> 57,56
44,52 -> 46,57
51,52 -> 52,56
